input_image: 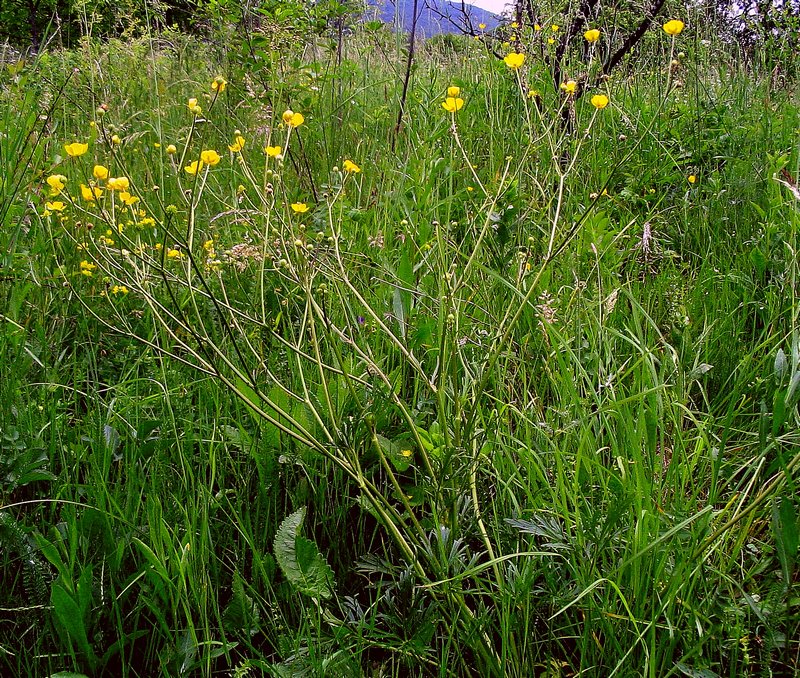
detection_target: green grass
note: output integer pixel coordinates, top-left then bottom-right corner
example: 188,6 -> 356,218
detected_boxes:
1,20 -> 799,677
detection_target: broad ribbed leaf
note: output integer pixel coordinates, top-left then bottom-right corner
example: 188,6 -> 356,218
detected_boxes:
274,508 -> 334,599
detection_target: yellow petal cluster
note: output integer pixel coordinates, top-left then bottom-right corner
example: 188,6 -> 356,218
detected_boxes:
663,20 -> 685,36
282,110 -> 305,128
64,142 -> 88,157
228,136 -> 245,152
560,80 -> 578,95
441,97 -> 464,113
107,176 -> 130,191
584,29 -> 600,43
591,94 -> 609,109
343,159 -> 361,173
503,52 -> 526,70
47,174 -> 67,195
201,149 -> 221,166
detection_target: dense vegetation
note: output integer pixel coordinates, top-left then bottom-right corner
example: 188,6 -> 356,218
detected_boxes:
1,6 -> 799,676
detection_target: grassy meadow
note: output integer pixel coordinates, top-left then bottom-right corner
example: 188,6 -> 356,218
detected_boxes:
1,14 -> 799,677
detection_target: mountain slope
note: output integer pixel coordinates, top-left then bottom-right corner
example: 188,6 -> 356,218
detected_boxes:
367,0 -> 501,36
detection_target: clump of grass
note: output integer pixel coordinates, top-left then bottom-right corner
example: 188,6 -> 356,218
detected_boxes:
1,15 -> 799,678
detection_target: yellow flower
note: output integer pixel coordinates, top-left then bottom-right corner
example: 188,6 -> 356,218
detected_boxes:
551,24 -> 560,31
547,37 -> 555,44
282,110 -> 305,128
185,160 -> 203,175
447,85 -> 461,97
93,164 -> 109,180
200,149 -> 221,166
688,174 -> 697,184
560,79 -> 578,94
228,135 -> 245,152
534,23 -> 542,31
509,35 -> 517,42
343,159 -> 361,173
591,94 -> 609,109
663,19 -> 685,36
79,260 -> 97,276
119,191 -> 139,206
584,28 -> 600,43
46,174 -> 67,195
64,142 -> 88,157
46,201 -> 66,212
265,145 -> 282,158
527,89 -> 540,99
107,176 -> 130,191
111,285 -> 129,295
187,97 -> 202,115
211,76 -> 227,92
111,134 -> 121,145
441,97 -> 465,113
503,52 -> 526,70
166,144 -> 177,155
478,23 -> 486,30
166,248 -> 183,259
511,21 -> 518,28
290,202 -> 309,214
80,183 -> 103,201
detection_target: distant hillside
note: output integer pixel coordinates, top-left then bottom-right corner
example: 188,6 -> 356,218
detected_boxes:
366,0 -> 501,36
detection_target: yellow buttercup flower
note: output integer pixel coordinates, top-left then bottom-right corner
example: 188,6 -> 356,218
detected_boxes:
185,160 -> 203,175
200,149 -> 221,166
166,144 -> 177,155
228,135 -> 245,152
187,97 -> 202,115
46,201 -> 66,212
343,159 -> 361,173
119,191 -> 139,206
93,165 -> 109,180
47,174 -> 67,195
560,80 -> 578,94
79,260 -> 97,276
447,85 -> 461,97
64,142 -> 88,157
166,248 -> 183,259
107,176 -> 130,191
290,202 -> 309,214
503,52 -> 526,70
511,21 -> 518,28
441,97 -> 464,113
265,145 -> 282,158
478,23 -> 486,30
527,89 -> 540,99
282,110 -> 305,128
111,285 -> 129,295
591,94 -> 609,109
551,24 -> 560,31
547,37 -> 555,44
111,134 -> 121,145
688,174 -> 697,184
584,29 -> 600,43
663,19 -> 685,36
534,23 -> 542,31
211,76 -> 227,92
80,183 -> 103,201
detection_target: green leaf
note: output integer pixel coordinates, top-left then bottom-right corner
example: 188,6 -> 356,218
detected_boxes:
51,583 -> 94,662
773,497 -> 798,586
274,508 -> 334,599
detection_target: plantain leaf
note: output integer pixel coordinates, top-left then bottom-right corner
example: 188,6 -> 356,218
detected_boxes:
274,508 -> 334,599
